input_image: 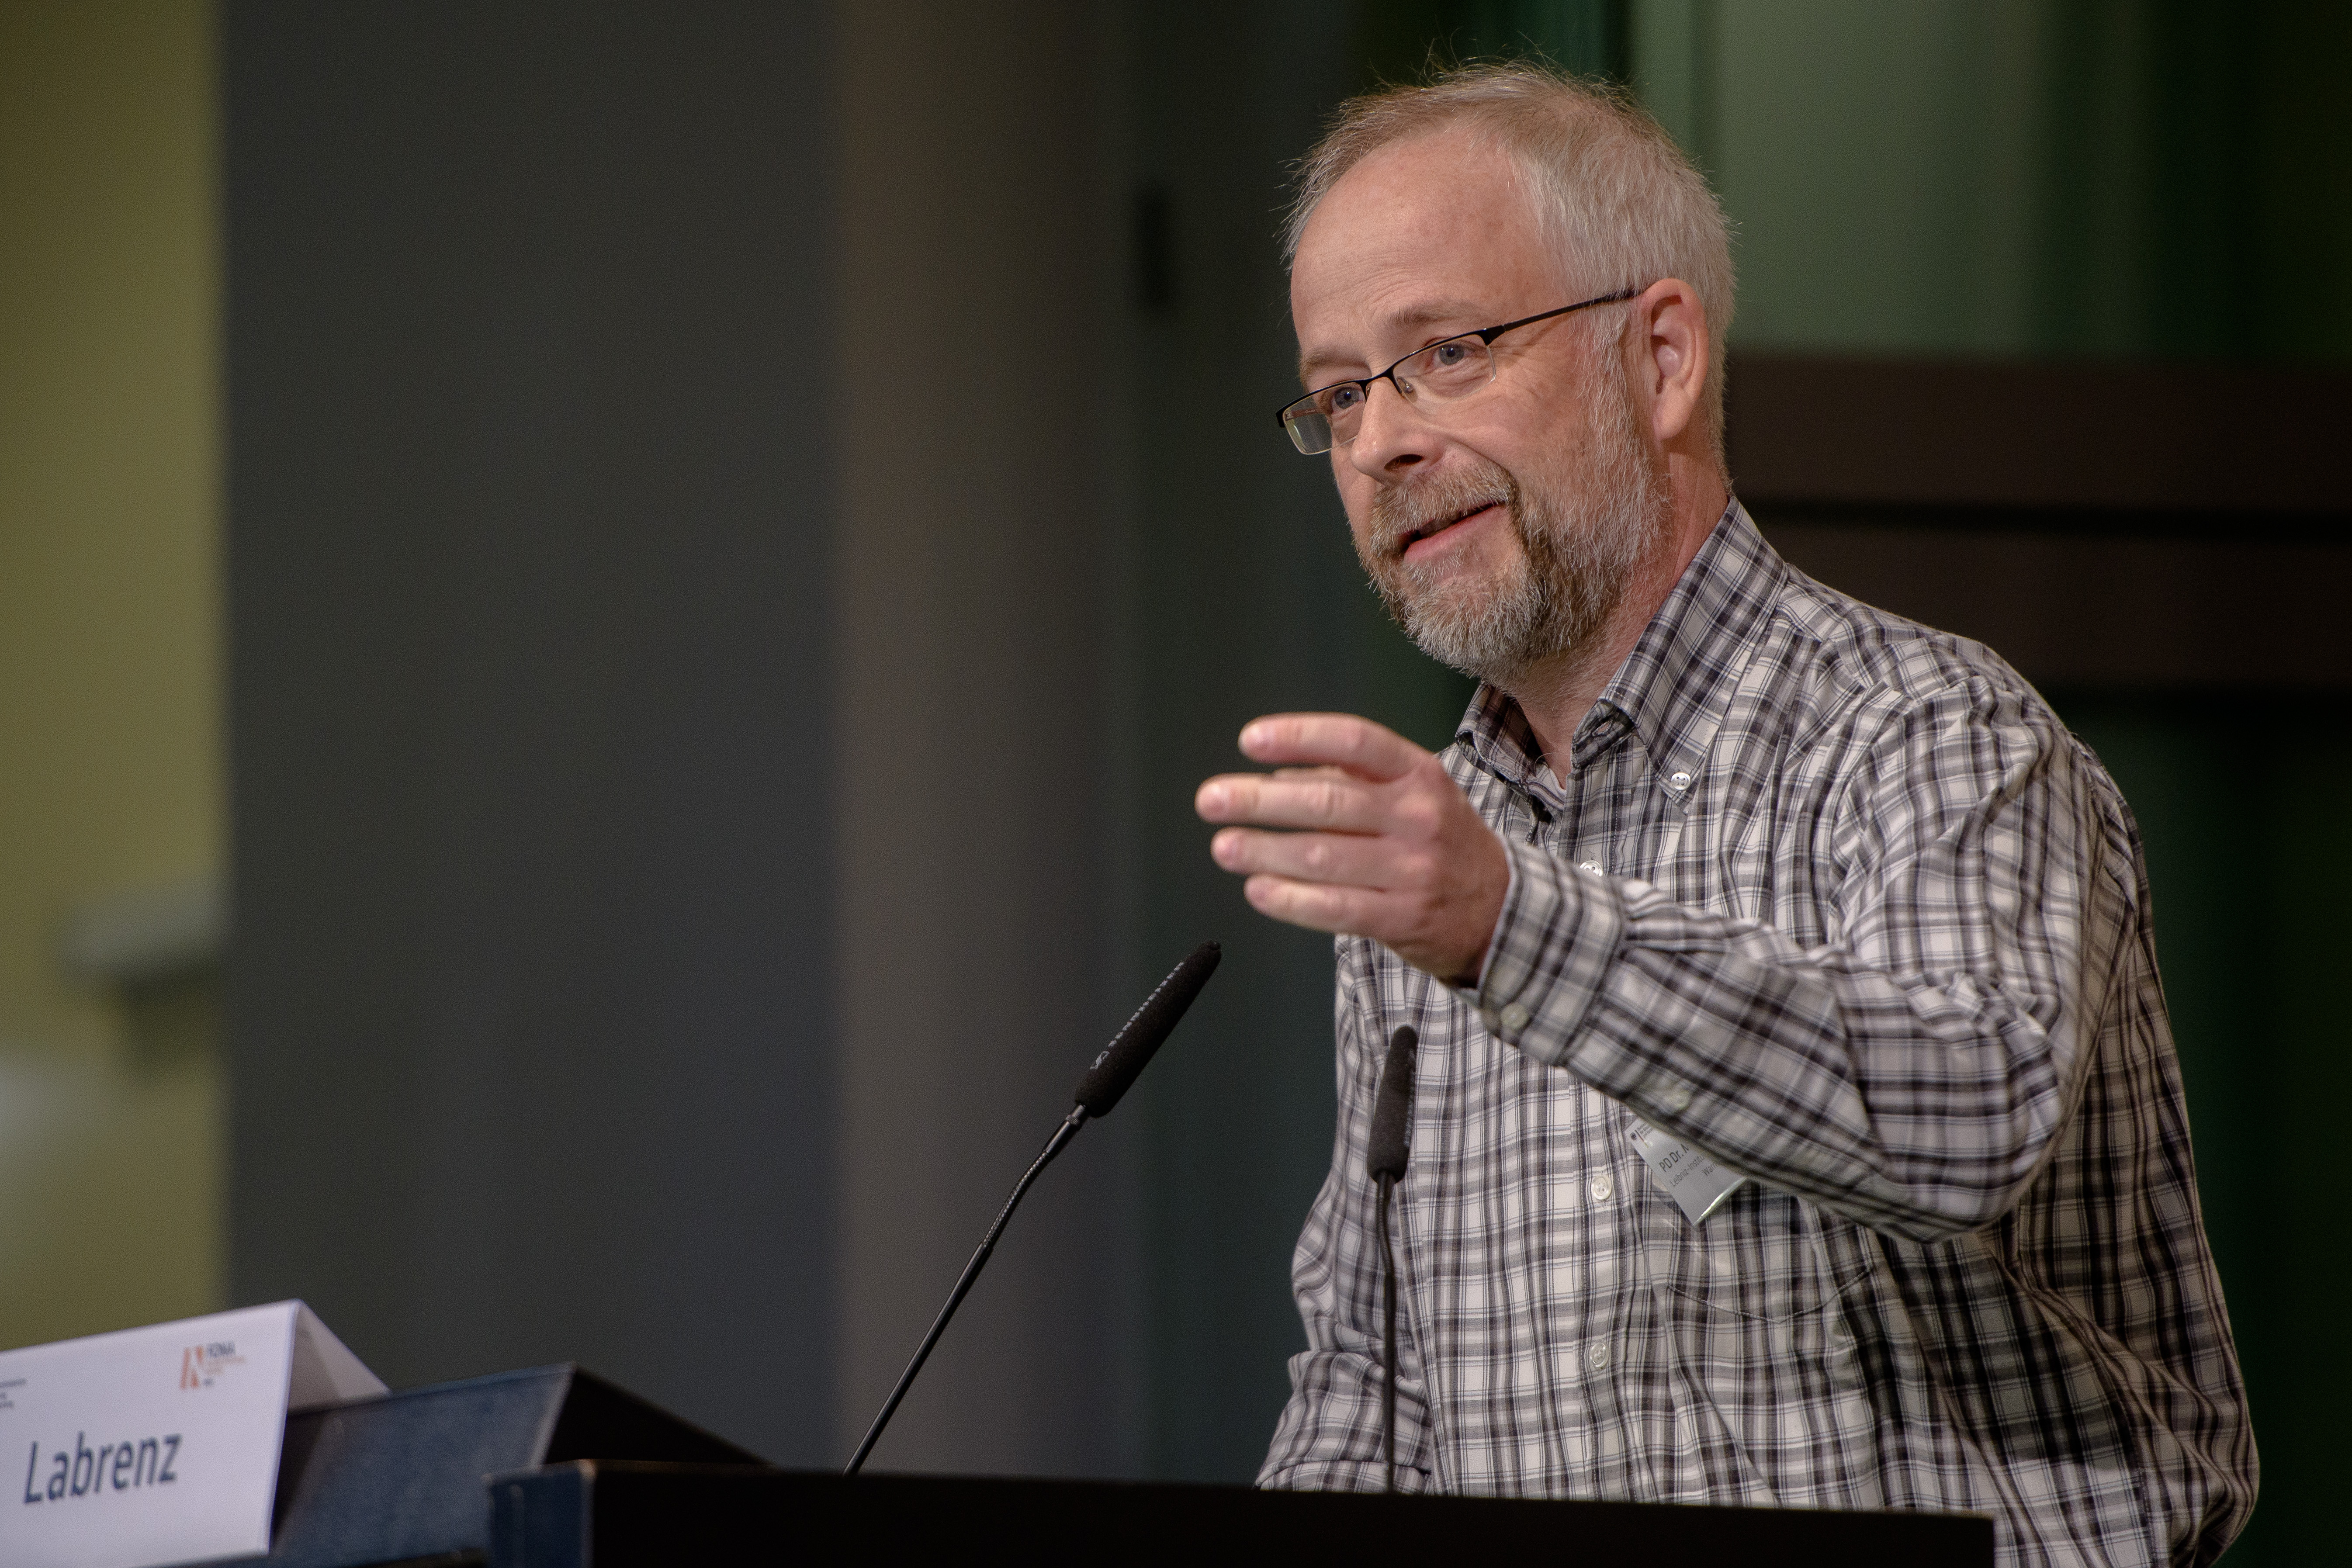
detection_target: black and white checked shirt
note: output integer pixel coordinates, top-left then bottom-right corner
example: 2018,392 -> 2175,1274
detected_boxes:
1261,502 -> 2256,1568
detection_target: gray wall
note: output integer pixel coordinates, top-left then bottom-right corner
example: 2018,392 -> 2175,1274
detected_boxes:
226,0 -> 1164,1476
225,1 -> 840,1464
830,1 -> 1140,1476
1125,4 -> 1472,1481
223,0 -> 1501,1484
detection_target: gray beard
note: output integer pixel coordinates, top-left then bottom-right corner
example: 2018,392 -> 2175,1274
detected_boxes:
1359,370 -> 1670,687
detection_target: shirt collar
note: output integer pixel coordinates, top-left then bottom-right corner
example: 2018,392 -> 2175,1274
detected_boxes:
1454,498 -> 1785,797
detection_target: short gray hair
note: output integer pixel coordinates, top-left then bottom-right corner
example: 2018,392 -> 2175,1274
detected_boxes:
1285,63 -> 1735,464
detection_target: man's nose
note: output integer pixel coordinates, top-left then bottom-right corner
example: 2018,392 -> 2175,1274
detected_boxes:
1346,377 -> 1435,479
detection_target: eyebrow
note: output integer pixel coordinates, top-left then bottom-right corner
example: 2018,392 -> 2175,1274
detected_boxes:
1296,297 -> 1494,385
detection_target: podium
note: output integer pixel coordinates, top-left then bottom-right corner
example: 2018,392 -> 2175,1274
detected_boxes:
262,1365 -> 757,1565
485,1465 -> 1995,1565
263,1368 -> 1992,1567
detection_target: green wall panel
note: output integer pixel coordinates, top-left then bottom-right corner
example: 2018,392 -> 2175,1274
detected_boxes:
2054,693 -> 2350,1563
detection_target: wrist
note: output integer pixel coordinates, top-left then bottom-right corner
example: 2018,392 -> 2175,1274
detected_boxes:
1445,836 -> 1514,989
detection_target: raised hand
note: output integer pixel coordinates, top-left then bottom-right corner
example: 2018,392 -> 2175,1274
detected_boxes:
1195,713 -> 1510,983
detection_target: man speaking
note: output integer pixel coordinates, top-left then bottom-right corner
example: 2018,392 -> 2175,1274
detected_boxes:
1195,64 -> 2255,1566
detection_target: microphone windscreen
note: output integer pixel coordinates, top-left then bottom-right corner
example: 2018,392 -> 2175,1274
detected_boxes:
1366,1025 -> 1418,1180
1073,941 -> 1222,1118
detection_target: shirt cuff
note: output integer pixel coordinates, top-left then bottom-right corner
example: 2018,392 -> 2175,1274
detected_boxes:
1469,834 -> 1626,1066
1259,1457 -> 1432,1493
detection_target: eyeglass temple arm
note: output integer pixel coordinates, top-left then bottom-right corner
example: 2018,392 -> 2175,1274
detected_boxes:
1275,284 -> 1645,429
1475,286 -> 1642,345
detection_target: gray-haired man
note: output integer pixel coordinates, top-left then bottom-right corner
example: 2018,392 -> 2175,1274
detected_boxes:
1196,64 -> 2254,1567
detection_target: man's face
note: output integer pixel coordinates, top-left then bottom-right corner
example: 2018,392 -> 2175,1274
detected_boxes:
1289,129 -> 1666,683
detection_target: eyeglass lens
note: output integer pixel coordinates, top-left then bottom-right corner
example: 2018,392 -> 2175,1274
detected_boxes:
1282,336 -> 1495,454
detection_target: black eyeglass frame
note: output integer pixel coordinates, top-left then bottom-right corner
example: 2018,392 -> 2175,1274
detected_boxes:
1274,285 -> 1645,451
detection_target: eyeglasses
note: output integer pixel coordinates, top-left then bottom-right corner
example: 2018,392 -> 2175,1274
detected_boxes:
1275,287 -> 1643,455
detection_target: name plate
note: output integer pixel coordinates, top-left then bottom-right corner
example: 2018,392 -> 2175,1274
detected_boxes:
0,1301 -> 385,1568
1625,1116 -> 1746,1225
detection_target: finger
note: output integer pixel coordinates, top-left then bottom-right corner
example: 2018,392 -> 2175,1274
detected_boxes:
1210,827 -> 1398,886
1240,874 -> 1414,938
1237,713 -> 1424,781
1196,770 -> 1385,831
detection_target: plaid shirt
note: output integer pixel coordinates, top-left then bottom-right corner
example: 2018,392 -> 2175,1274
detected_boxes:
1260,502 -> 2256,1568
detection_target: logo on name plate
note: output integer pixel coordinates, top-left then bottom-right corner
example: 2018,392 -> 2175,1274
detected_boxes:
178,1341 -> 244,1391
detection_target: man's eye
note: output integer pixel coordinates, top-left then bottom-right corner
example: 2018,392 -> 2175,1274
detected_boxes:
1325,384 -> 1365,413
1431,342 -> 1473,368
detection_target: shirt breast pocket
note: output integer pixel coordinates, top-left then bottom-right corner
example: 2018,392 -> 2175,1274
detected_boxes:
1662,1191 -> 1884,1504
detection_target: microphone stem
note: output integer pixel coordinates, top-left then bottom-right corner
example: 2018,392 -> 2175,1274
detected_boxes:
1377,1172 -> 1398,1494
844,1106 -> 1091,1476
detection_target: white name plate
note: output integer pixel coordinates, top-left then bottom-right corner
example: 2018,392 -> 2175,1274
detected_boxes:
0,1301 -> 385,1568
1625,1116 -> 1746,1225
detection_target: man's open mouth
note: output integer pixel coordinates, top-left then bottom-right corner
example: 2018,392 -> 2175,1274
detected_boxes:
1401,500 -> 1504,551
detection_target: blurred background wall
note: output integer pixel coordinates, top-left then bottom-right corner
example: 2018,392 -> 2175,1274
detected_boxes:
0,0 -> 224,1350
0,0 -> 2343,1560
222,0 -> 841,1466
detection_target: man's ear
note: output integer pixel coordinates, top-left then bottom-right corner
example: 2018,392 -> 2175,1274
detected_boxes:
1632,278 -> 1709,448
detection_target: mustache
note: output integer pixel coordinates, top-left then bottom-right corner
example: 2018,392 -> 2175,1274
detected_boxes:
1366,468 -> 1518,556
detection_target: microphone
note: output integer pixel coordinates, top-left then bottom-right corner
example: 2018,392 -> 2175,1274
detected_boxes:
1367,1023 -> 1417,1492
1076,941 -> 1223,1117
1368,1023 -> 1417,1182
844,941 -> 1222,1475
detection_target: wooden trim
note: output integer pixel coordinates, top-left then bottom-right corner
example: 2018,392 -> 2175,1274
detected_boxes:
1762,521 -> 2352,690
1726,356 -> 2351,518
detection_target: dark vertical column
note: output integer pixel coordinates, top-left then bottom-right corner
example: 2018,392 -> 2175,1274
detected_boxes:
831,0 -> 1137,1477
1126,3 -> 1475,1482
223,1 -> 836,1462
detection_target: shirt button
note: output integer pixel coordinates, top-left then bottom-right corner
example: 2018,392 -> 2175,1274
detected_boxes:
1577,860 -> 1602,876
1659,1083 -> 1693,1113
1588,1173 -> 1613,1202
1498,1002 -> 1531,1034
1666,769 -> 1693,791
1586,1341 -> 1611,1371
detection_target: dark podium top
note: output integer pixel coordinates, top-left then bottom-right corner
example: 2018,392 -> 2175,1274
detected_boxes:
254,1367 -> 1994,1566
488,1463 -> 1996,1567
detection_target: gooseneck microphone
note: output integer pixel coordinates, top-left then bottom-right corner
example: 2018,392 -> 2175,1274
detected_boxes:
1367,1024 -> 1418,1493
843,940 -> 1222,1476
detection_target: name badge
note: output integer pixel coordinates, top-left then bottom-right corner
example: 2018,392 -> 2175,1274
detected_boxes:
1625,1117 -> 1745,1225
0,1300 -> 384,1568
